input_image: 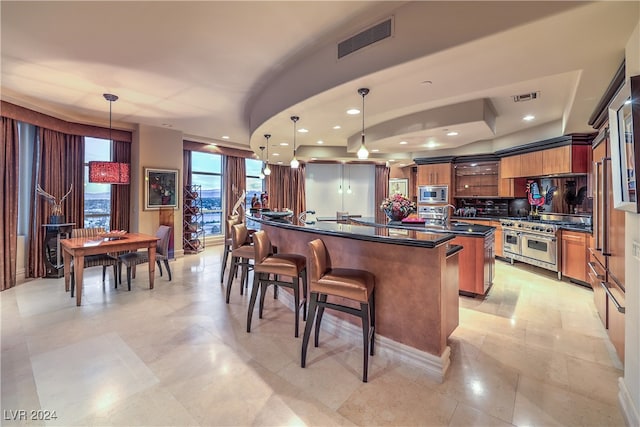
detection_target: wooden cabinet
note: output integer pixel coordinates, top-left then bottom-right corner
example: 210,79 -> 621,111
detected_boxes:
492,220 -> 503,258
542,145 -> 591,175
498,160 -> 527,197
500,155 -> 520,178
588,250 -> 607,325
454,161 -> 498,197
519,151 -> 543,177
452,233 -> 495,296
560,230 -> 588,283
417,163 -> 452,187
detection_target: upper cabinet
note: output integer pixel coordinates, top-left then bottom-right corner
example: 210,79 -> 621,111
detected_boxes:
454,161 -> 498,197
496,134 -> 593,179
417,163 -> 453,187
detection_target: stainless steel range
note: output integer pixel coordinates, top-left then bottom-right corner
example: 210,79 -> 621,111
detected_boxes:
500,219 -> 560,278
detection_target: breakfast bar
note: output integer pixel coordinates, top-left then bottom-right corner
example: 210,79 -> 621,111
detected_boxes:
248,216 -> 461,381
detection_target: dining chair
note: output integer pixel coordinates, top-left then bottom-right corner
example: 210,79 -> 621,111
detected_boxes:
117,226 -> 172,290
69,227 -> 119,297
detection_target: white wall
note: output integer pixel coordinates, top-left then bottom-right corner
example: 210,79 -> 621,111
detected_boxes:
305,163 -> 376,218
131,124 -> 184,257
622,21 -> 640,427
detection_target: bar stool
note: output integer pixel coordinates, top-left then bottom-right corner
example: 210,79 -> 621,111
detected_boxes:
220,215 -> 240,283
302,238 -> 376,382
225,223 -> 254,304
247,230 -> 307,337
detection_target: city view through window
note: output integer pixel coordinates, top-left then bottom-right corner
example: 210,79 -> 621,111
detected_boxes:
84,137 -> 112,230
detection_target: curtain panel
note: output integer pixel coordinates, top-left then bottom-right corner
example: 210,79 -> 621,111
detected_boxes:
27,129 -> 84,278
265,164 -> 306,220
375,165 -> 390,224
224,156 -> 246,223
110,140 -> 131,232
1,117 -> 19,290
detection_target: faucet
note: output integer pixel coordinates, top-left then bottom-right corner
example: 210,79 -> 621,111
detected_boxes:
443,204 -> 456,222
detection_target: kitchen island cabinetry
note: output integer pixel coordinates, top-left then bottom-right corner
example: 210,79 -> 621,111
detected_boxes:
451,232 -> 494,296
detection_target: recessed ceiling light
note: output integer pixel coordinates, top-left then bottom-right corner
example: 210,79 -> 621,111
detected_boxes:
280,142 -> 289,146
346,108 -> 360,115
277,161 -> 283,164
371,149 -> 380,152
399,163 -> 406,167
272,153 -> 280,156
446,131 -> 458,136
310,157 -> 317,160
470,163 -> 478,167
316,140 -> 324,144
523,115 -> 535,121
298,128 -> 309,133
388,159 -> 395,162
421,80 -> 432,85
333,125 -> 341,130
424,141 -> 440,148
399,141 -> 408,145
222,135 -> 230,139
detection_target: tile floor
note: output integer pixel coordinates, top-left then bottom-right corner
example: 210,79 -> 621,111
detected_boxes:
1,246 -> 625,426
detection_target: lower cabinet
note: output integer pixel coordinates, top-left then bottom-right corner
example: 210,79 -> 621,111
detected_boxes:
452,233 -> 495,296
492,220 -> 503,257
560,230 -> 588,283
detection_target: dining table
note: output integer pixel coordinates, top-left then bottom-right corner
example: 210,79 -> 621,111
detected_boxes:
60,232 -> 160,306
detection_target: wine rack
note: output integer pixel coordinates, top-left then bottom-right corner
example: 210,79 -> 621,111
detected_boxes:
183,185 -> 204,254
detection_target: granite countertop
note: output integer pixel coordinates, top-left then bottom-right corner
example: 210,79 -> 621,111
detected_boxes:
247,216 -> 455,249
450,215 -> 592,234
350,217 -> 495,237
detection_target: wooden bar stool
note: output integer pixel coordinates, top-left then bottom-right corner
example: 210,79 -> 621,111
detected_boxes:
302,238 -> 376,382
247,230 -> 307,337
225,223 -> 254,303
220,215 -> 240,283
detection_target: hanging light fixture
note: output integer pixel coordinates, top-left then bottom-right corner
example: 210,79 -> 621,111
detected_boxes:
347,164 -> 352,194
258,146 -> 266,179
89,93 -> 130,184
263,134 -> 272,176
357,88 -> 370,160
290,116 -> 299,169
338,163 -> 343,194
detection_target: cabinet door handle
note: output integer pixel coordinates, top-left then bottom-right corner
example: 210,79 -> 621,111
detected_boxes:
600,282 -> 625,314
587,261 -> 604,280
602,158 -> 611,256
594,160 -> 603,252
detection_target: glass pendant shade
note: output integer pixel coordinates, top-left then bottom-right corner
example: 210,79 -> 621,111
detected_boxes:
264,164 -> 271,175
290,116 -> 299,169
357,88 -> 370,159
263,134 -> 272,175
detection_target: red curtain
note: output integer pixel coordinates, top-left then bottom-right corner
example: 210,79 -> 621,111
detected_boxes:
375,165 -> 390,223
1,117 -> 19,290
224,156 -> 246,222
265,164 -> 306,220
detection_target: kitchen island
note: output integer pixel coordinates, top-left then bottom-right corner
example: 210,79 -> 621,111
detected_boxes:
351,217 -> 496,296
248,216 -> 461,382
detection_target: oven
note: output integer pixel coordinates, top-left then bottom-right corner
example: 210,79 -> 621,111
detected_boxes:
520,232 -> 557,268
501,219 -> 560,277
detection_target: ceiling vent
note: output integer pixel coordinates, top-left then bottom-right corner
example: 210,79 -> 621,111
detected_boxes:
338,18 -> 393,59
512,92 -> 539,102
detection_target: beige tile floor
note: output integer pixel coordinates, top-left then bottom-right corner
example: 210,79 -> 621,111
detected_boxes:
1,246 -> 625,426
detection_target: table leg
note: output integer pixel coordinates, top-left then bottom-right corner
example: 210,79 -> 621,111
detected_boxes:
148,244 -> 156,289
75,255 -> 84,306
63,248 -> 71,292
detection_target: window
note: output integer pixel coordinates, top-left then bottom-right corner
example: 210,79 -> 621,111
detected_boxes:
191,151 -> 223,237
246,158 -> 264,210
84,137 -> 112,230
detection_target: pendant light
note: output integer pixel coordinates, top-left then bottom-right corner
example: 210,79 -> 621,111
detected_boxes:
347,164 -> 352,194
357,88 -> 370,160
338,163 -> 343,194
263,134 -> 272,176
258,146 -> 266,179
290,115 -> 299,169
88,93 -> 130,184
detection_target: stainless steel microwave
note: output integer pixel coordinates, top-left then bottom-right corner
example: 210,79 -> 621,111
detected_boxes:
418,185 -> 448,204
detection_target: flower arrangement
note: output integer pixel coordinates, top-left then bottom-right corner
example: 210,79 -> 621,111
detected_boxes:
380,193 -> 416,221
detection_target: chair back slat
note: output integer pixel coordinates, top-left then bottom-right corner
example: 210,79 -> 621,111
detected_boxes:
252,230 -> 272,265
231,223 -> 249,250
71,227 -> 105,238
307,239 -> 329,283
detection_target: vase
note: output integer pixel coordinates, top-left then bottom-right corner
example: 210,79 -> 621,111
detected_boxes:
384,208 -> 409,222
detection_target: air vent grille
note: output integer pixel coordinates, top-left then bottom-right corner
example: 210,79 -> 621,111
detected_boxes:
338,18 -> 392,59
513,92 -> 539,102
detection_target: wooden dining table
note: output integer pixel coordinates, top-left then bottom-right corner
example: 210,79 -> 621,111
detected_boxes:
60,233 -> 160,306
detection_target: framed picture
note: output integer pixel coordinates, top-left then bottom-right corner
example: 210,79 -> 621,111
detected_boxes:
609,75 -> 639,213
389,178 -> 409,197
145,168 -> 179,210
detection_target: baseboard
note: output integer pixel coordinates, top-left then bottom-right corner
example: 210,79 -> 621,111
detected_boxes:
16,267 -> 26,284
276,289 -> 451,383
618,377 -> 640,427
